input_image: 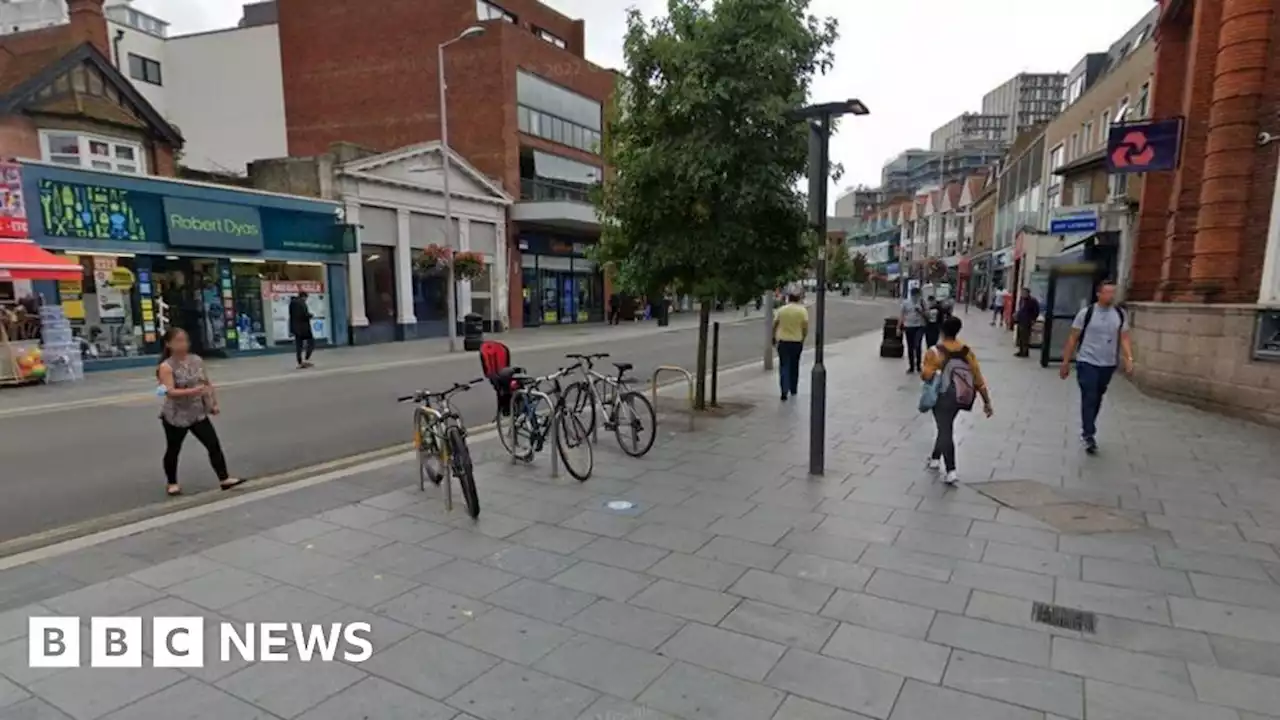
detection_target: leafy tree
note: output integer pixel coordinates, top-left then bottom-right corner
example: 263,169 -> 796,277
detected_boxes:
596,0 -> 839,409
851,252 -> 869,285
827,245 -> 851,286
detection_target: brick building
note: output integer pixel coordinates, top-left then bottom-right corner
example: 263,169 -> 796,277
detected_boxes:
276,0 -> 615,329
1128,0 -> 1280,425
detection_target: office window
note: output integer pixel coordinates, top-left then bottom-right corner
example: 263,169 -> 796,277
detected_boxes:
1082,121 -> 1093,152
535,27 -> 566,49
476,0 -> 516,23
127,53 -> 162,85
517,105 -> 601,153
517,70 -> 602,131
40,131 -> 144,174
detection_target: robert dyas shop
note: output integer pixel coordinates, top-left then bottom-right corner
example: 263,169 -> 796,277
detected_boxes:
20,161 -> 352,369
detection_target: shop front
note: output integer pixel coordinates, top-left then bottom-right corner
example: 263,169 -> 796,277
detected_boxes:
517,234 -> 605,326
20,162 -> 349,369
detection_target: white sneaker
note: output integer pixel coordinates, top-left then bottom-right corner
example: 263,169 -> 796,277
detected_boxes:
944,471 -> 959,485
926,458 -> 941,472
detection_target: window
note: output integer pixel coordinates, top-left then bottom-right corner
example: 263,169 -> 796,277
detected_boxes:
517,104 -> 601,154
40,131 -> 143,174
1137,83 -> 1150,118
1082,121 -> 1093,151
1099,109 -> 1111,143
517,70 -> 601,131
476,0 -> 516,23
127,53 -> 162,86
535,27 -> 566,49
1070,133 -> 1079,160
1072,178 -> 1091,206
1049,144 -> 1065,176
1116,96 -> 1130,124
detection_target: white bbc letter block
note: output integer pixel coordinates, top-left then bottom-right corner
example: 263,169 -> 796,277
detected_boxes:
91,617 -> 142,668
29,617 -> 80,668
152,617 -> 204,668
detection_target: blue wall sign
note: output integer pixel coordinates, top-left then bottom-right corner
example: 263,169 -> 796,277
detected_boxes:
1049,212 -> 1099,235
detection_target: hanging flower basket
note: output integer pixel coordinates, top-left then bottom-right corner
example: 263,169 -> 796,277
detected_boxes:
924,257 -> 948,282
452,251 -> 486,281
413,244 -> 452,276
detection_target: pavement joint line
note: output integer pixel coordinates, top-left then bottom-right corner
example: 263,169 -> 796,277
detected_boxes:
0,341 -> 833,568
0,309 -> 789,419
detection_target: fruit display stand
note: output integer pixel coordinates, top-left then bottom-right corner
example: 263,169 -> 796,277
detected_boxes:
0,313 -> 46,386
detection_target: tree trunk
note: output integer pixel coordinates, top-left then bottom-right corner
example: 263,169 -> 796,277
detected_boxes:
694,300 -> 711,410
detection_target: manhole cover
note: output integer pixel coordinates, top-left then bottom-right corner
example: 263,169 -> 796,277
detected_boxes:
604,500 -> 636,511
1024,503 -> 1142,533
1031,602 -> 1096,633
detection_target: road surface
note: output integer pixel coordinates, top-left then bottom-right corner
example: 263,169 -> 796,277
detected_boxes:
0,298 -> 894,543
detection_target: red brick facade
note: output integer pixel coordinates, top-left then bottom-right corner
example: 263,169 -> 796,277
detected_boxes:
277,0 -> 614,328
1132,0 -> 1279,303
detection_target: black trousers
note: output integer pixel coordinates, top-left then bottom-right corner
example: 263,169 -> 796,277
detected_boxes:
924,324 -> 941,348
162,418 -> 229,485
1015,322 -> 1032,356
295,334 -> 314,364
930,396 -> 960,472
904,327 -> 924,370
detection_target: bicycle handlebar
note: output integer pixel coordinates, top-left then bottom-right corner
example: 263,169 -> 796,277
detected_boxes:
397,377 -> 485,403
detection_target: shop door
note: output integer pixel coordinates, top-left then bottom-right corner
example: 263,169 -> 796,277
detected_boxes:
522,267 -> 540,327
1040,264 -> 1098,367
559,274 -> 577,324
539,269 -> 560,325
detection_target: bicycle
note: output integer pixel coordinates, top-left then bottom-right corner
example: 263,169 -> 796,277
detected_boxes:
397,378 -> 484,518
561,353 -> 657,458
494,364 -> 594,481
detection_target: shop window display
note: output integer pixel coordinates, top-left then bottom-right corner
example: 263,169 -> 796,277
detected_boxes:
65,254 -> 147,362
230,261 -> 327,350
362,246 -> 397,325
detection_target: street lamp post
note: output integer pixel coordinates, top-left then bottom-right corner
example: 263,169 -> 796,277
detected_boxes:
788,99 -> 869,477
438,26 -> 485,352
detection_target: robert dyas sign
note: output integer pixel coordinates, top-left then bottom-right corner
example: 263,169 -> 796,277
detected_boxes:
28,617 -> 373,668
162,197 -> 265,252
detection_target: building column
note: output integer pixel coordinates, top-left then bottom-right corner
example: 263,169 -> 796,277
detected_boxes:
395,209 -> 416,325
494,221 -> 510,330
1260,143 -> 1280,304
345,200 -> 368,328
457,219 -> 472,319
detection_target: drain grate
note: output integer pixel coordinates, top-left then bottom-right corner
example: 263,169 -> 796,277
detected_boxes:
1031,602 -> 1097,633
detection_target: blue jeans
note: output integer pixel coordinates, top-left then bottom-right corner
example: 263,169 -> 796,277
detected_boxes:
777,341 -> 802,396
1076,362 -> 1116,439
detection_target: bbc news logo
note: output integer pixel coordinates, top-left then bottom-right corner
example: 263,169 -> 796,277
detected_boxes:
29,617 -> 373,668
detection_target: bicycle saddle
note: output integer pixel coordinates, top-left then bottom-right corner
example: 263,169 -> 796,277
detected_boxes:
612,362 -> 634,372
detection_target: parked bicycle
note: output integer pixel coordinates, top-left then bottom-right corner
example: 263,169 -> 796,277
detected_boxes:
494,364 -> 594,481
398,378 -> 484,518
561,353 -> 657,457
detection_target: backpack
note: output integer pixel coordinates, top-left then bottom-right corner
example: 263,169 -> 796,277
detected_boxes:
937,345 -> 977,411
1077,304 -> 1126,363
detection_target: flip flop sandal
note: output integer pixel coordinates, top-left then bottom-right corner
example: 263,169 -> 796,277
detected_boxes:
166,485 -> 182,496
220,478 -> 247,491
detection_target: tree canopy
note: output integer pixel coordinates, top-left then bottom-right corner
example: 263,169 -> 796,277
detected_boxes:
595,0 -> 839,305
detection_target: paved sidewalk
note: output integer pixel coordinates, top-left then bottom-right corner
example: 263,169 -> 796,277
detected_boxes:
2,316 -> 1280,720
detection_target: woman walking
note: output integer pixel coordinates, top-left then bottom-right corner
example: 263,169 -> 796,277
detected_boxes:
156,328 -> 242,496
921,316 -> 993,485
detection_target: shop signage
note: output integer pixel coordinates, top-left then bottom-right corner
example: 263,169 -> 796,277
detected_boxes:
520,234 -> 591,257
0,161 -> 28,239
38,180 -> 149,241
1107,118 -> 1183,174
163,197 -> 264,251
1048,209 -> 1099,235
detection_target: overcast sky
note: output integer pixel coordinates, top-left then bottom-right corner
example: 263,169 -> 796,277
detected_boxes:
135,0 -> 1157,197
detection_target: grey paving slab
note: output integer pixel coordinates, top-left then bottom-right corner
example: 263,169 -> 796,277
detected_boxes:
639,661 -> 785,720
27,667 -> 186,720
0,698 -> 75,720
1081,557 -> 1193,595
35,550 -> 151,587
886,508 -> 975,537
763,648 -> 903,720
821,622 -> 950,684
629,579 -> 740,625
564,599 -> 685,651
1057,534 -> 1157,565
728,569 -> 835,614
560,511 -> 642,539
1156,548 -> 1275,581
216,659 -> 364,718
812,517 -> 900,546
950,560 -> 1055,602
549,561 -> 653,602
944,650 -> 1083,719
647,553 -> 747,591
637,504 -> 722,531
625,523 -> 713,554
534,633 -> 671,700
887,680 -> 1042,720
97,678 -> 273,720
859,545 -> 955,583
0,674 -> 30,710
1170,596 -> 1280,642
776,531 -> 868,564
964,591 -> 1081,638
127,556 -> 229,591
865,569 -> 970,614
893,528 -> 986,561
447,608 -> 575,665
350,541 -> 452,578
222,584 -> 344,624
200,535 -> 297,570
1189,664 -> 1280,716
573,537 -> 670,572
417,559 -> 521,599
738,505 -> 825,532
695,536 -> 789,571
166,567 -> 278,611
967,521 -> 1059,552
983,543 -> 1080,580
1190,572 -> 1280,611
477,545 -> 577,581
485,578 -> 598,624
773,553 -> 872,592
507,524 -> 598,555
821,590 -> 935,640
446,662 -> 599,720
926,613 -> 1051,667
1055,580 -> 1171,625
1050,637 -> 1194,698
1089,615 -> 1216,664
0,603 -> 51,645
719,599 -> 838,653
1210,633 -> 1280,676
574,696 -> 678,720
41,578 -> 163,618
771,695 -> 872,720
304,527 -> 396,561
1082,679 -> 1239,720
361,632 -> 499,700
295,676 -> 456,720
659,622 -> 785,682
373,583 -> 491,634
420,528 -> 516,561
248,550 -> 353,587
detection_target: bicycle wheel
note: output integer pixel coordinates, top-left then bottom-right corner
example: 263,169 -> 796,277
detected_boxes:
555,410 -> 594,482
500,394 -> 535,462
447,426 -> 480,519
414,408 -> 443,491
614,391 -> 657,457
562,381 -> 597,437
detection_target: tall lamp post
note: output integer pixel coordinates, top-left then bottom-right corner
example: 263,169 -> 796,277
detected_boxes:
788,99 -> 869,476
438,25 -> 486,351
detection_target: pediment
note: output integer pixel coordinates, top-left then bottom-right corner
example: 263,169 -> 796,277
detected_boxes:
339,142 -> 512,204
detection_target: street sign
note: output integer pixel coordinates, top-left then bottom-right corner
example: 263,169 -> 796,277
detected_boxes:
1049,212 -> 1099,235
1107,118 -> 1183,174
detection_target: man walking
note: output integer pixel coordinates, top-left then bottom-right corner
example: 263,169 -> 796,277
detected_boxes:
608,292 -> 622,325
289,291 -> 315,369
898,287 -> 926,373
1014,288 -> 1040,358
773,292 -> 808,401
1058,282 -> 1134,454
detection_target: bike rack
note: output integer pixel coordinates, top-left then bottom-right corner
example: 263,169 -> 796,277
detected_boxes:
651,365 -> 696,431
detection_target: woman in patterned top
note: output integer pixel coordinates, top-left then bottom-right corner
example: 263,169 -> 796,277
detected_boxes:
156,328 -> 243,496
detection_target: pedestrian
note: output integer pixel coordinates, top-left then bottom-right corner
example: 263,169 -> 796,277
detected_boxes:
990,287 -> 1006,326
289,291 -> 315,369
898,287 -> 927,374
921,316 -> 993,484
156,328 -> 242,496
922,293 -> 942,347
608,292 -> 621,325
1014,288 -> 1040,358
1058,282 -> 1134,454
773,292 -> 808,401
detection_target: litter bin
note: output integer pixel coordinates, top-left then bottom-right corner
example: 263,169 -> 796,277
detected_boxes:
879,317 -> 903,358
463,313 -> 484,352
656,299 -> 670,327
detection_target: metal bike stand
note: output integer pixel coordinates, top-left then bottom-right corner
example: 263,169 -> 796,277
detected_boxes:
550,407 -> 560,479
651,366 -> 696,431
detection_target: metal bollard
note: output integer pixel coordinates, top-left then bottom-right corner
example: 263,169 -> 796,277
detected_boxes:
711,321 -> 720,407
549,410 -> 560,479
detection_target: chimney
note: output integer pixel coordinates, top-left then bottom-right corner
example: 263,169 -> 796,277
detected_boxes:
67,0 -> 110,57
